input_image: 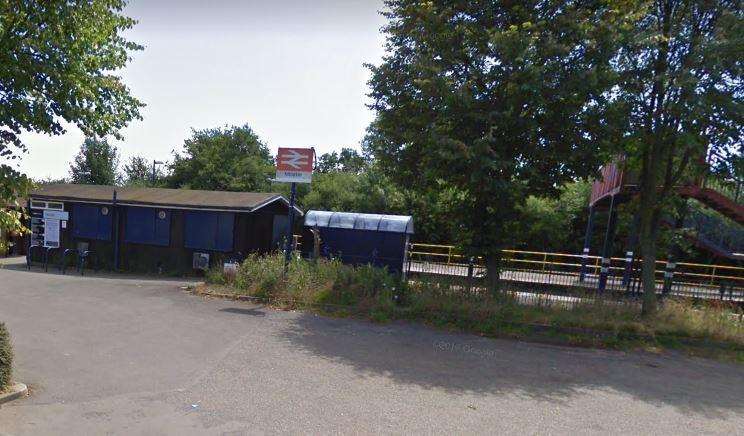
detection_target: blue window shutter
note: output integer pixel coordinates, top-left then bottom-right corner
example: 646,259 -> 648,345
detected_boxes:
184,211 -> 234,251
72,204 -> 111,241
215,213 -> 234,251
73,205 -> 97,239
125,207 -> 151,243
184,211 -> 214,250
125,207 -> 170,246
154,210 -> 171,246
97,207 -> 112,240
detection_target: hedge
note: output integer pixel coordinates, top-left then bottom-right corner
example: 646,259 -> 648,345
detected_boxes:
0,322 -> 12,390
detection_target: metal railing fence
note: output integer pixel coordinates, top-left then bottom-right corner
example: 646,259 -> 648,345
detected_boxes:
406,243 -> 744,303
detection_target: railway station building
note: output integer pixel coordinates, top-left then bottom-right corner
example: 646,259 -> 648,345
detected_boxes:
27,184 -> 302,273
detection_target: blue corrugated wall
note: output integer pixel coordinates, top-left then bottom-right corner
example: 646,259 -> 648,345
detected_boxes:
317,228 -> 406,272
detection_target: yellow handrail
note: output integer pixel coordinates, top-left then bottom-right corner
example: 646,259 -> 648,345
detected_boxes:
503,249 -> 600,259
408,243 -> 744,284
410,243 -> 457,249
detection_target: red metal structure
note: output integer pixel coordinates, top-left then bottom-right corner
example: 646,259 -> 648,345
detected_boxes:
582,157 -> 743,291
589,159 -> 742,221
589,161 -> 627,207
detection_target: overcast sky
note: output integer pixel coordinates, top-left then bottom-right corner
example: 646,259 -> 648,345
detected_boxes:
15,0 -> 387,179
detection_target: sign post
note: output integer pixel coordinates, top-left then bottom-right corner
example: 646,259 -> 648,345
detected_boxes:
284,182 -> 298,267
275,147 -> 314,268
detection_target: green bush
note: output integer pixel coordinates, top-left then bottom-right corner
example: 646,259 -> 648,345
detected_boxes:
0,322 -> 12,390
205,265 -> 227,285
235,252 -> 285,299
233,252 -> 403,310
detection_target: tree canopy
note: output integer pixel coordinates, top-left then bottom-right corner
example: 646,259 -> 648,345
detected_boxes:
513,181 -> 592,253
122,156 -> 151,186
0,0 -> 142,238
168,124 -> 274,192
0,0 -> 143,155
69,138 -> 120,185
315,148 -> 368,174
122,155 -> 166,187
366,0 -> 623,277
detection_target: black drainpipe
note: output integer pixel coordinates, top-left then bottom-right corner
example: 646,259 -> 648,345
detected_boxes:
113,190 -> 119,271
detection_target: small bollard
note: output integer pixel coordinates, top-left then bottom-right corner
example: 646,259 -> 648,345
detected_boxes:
662,260 -> 676,295
467,256 -> 474,293
597,257 -> 611,292
621,251 -> 634,288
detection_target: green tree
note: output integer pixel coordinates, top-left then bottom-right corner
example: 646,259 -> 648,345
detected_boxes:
355,165 -> 406,213
168,125 -> 273,191
366,0 -> 622,285
513,181 -> 592,253
0,0 -> 142,236
272,149 -> 408,222
33,176 -> 68,185
122,156 -> 150,186
0,168 -> 30,254
316,148 -> 368,173
123,155 -> 165,187
301,172 -> 362,211
69,138 -> 120,185
395,182 -> 465,244
603,0 -> 742,315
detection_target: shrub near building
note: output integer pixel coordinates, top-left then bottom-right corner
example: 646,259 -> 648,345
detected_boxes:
229,253 -> 402,311
0,322 -> 12,391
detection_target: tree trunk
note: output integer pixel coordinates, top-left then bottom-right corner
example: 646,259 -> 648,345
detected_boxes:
638,148 -> 663,317
638,205 -> 658,317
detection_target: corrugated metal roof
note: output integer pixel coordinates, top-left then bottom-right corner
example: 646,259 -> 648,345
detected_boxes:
304,210 -> 414,234
30,184 -> 300,213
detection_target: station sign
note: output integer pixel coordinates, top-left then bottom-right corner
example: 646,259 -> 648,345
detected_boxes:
43,210 -> 69,220
275,147 -> 314,184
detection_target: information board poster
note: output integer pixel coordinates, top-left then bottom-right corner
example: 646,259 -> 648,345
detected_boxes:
44,219 -> 60,248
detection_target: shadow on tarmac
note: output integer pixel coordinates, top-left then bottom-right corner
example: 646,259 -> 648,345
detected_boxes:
278,311 -> 744,419
219,307 -> 267,317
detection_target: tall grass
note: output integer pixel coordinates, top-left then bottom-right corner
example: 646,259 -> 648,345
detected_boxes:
404,276 -> 644,334
654,300 -> 744,343
207,253 -> 744,349
228,252 -> 401,311
406,275 -> 744,344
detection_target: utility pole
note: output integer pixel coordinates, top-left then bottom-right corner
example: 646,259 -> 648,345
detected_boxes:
151,160 -> 164,185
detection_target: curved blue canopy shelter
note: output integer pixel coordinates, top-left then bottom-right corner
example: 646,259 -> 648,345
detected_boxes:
304,211 -> 414,274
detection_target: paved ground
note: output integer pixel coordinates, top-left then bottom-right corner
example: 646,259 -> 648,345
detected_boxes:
0,257 -> 743,435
